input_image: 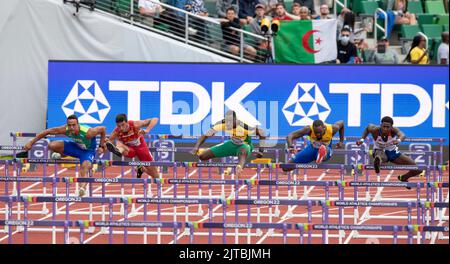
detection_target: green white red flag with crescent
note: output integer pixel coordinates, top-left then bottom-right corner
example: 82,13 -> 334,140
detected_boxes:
274,19 -> 337,63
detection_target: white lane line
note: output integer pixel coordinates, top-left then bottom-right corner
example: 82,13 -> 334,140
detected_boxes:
168,169 -> 266,244
0,168 -> 131,243
343,170 -> 394,244
430,191 -> 449,244
257,170 -> 330,244
83,169 -> 198,244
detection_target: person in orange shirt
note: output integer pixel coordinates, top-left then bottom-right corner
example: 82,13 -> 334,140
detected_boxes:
405,35 -> 429,64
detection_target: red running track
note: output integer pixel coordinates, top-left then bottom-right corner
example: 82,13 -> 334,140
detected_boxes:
0,163 -> 448,244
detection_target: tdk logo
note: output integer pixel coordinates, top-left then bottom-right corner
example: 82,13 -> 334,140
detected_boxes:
282,83 -> 331,126
61,81 -> 111,123
63,81 -> 448,129
109,81 -> 263,126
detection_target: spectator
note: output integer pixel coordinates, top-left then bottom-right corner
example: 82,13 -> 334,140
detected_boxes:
291,2 -> 301,15
405,35 -> 429,64
221,7 -> 258,58
293,0 -> 315,16
370,38 -> 399,64
342,11 -> 355,33
336,8 -> 351,37
336,27 -> 358,64
273,3 -> 293,21
239,0 -> 259,24
250,4 -> 271,52
186,0 -> 210,44
389,0 -> 417,25
355,38 -> 369,63
250,4 -> 271,36
139,0 -> 186,37
298,6 -> 311,20
337,10 -> 366,43
437,32 -> 449,65
259,0 -> 278,16
139,0 -> 166,27
169,0 -> 189,17
316,4 -> 332,19
216,0 -> 239,18
284,2 -> 301,20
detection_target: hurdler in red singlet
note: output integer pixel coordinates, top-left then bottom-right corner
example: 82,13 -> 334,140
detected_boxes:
114,120 -> 153,162
106,114 -> 159,179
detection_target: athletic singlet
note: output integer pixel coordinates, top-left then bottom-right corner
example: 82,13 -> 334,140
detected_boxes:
114,120 -> 143,147
65,124 -> 95,150
206,119 -> 255,145
373,128 -> 398,151
309,123 -> 333,147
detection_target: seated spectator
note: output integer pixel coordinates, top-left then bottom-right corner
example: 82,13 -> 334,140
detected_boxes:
139,0 -> 187,37
405,35 -> 429,64
273,3 -> 293,21
389,0 -> 417,25
216,0 -> 239,18
316,4 -> 333,19
138,0 -> 166,27
354,37 -> 369,63
170,0 -> 189,17
239,0 -> 259,24
437,32 -> 449,65
186,0 -> 210,44
293,0 -> 316,16
336,27 -> 358,64
186,0 -> 209,16
370,38 -> 399,64
221,7 -> 257,58
258,0 -> 278,16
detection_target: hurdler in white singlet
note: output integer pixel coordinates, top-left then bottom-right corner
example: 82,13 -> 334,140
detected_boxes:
373,128 -> 398,152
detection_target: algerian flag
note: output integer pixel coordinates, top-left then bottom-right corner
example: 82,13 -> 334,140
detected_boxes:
274,19 -> 337,63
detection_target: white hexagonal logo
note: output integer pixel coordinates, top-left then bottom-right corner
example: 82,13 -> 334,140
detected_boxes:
61,80 -> 110,124
282,83 -> 331,126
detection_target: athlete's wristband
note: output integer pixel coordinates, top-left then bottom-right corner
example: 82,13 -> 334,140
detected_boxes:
359,138 -> 364,143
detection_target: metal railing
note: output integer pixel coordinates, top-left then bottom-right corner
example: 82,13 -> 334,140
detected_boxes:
374,8 -> 388,41
69,0 -> 268,63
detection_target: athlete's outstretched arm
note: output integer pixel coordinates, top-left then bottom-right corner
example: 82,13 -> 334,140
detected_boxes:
391,127 -> 406,144
24,126 -> 66,151
191,135 -> 210,156
191,126 -> 218,156
357,124 -> 377,146
286,126 -> 311,149
87,126 -> 107,148
332,120 -> 345,148
135,118 -> 159,134
107,129 -> 118,142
